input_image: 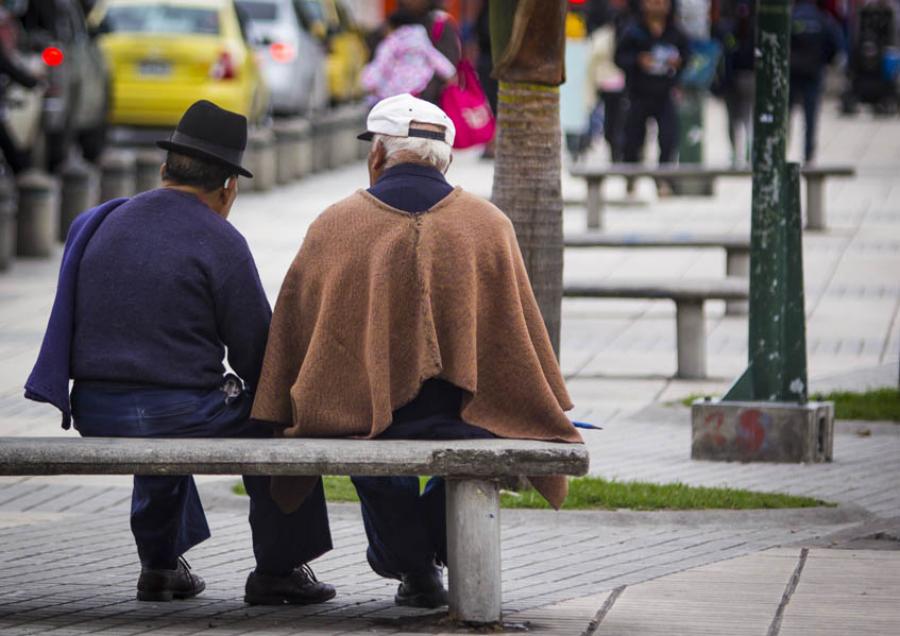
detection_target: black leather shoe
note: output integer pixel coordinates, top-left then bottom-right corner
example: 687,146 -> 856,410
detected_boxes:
244,564 -> 336,605
137,557 -> 205,602
395,567 -> 448,608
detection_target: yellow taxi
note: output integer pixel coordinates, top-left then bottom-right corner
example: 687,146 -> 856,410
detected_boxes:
90,0 -> 269,127
299,0 -> 367,103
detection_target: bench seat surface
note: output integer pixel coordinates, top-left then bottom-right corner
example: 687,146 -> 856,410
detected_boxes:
564,277 -> 749,301
564,232 -> 749,250
570,163 -> 856,179
0,437 -> 590,477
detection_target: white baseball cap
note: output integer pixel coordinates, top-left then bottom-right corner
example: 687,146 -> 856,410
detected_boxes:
358,93 -> 456,147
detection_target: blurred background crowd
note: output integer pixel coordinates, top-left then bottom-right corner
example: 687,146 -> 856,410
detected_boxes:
0,0 -> 899,181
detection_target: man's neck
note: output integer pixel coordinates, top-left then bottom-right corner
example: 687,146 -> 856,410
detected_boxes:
163,184 -> 226,218
645,17 -> 666,36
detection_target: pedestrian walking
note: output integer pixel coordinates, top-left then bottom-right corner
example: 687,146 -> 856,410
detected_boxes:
587,0 -> 628,162
361,10 -> 456,104
713,0 -> 755,166
615,0 -> 691,194
0,6 -> 41,174
790,0 -> 844,163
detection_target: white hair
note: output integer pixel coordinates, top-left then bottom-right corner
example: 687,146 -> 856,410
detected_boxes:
373,133 -> 452,173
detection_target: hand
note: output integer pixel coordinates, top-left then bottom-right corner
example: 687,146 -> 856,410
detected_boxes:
638,52 -> 654,72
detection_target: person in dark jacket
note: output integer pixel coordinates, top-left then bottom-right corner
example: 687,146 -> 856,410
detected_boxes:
790,0 -> 844,163
27,101 -> 336,606
0,10 -> 41,173
615,0 -> 690,192
713,0 -> 755,166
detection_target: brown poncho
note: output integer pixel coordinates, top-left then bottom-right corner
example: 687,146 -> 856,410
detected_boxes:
251,187 -> 583,509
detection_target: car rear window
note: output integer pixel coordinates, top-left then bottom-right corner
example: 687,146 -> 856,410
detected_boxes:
235,1 -> 278,21
104,5 -> 221,35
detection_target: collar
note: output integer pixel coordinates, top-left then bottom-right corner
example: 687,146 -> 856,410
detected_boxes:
377,163 -> 448,185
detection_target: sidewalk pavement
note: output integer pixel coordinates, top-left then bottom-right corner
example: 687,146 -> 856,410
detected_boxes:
0,98 -> 898,634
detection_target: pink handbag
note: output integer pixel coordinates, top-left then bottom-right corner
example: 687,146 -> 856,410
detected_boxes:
439,59 -> 496,149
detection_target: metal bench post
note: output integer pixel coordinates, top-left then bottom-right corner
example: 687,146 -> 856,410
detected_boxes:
446,478 -> 502,624
585,178 -> 604,230
725,248 -> 750,315
675,299 -> 707,379
804,174 -> 826,231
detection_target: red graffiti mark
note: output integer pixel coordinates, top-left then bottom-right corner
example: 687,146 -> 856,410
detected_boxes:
704,411 -> 727,447
738,410 -> 770,453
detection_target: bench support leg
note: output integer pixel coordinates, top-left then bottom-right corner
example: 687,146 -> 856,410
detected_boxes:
805,175 -> 825,231
446,478 -> 502,624
675,300 -> 707,379
586,178 -> 604,230
725,249 -> 750,315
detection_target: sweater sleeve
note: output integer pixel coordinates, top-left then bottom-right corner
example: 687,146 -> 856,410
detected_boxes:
0,45 -> 39,88
213,253 -> 272,391
614,25 -> 640,74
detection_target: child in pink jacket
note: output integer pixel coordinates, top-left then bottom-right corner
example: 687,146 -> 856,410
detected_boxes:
362,12 -> 457,104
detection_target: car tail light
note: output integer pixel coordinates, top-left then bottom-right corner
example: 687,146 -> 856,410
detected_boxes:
210,51 -> 237,80
269,42 -> 296,63
42,47 -> 64,67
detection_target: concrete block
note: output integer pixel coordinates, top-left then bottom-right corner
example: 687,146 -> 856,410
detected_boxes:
311,112 -> 335,172
692,399 -> 834,463
99,149 -> 137,201
16,170 -> 59,258
246,129 -> 276,192
273,119 -> 302,185
59,158 -> 99,242
295,119 -> 313,178
0,176 -> 16,270
135,149 -> 163,193
357,104 -> 371,161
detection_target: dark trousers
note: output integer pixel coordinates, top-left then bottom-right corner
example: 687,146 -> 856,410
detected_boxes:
71,382 -> 333,574
790,74 -> 824,162
601,90 -> 626,162
623,92 -> 679,164
351,417 -> 495,579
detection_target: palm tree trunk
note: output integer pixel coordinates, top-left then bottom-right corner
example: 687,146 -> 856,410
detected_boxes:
491,81 -> 564,355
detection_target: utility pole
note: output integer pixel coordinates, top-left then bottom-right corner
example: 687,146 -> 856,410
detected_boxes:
691,0 -> 834,464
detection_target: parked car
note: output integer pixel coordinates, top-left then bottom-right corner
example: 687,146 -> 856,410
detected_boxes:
299,0 -> 366,104
18,0 -> 111,170
236,0 -> 327,116
90,0 -> 270,128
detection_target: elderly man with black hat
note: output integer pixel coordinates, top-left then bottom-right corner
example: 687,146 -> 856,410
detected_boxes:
251,94 -> 583,610
26,101 -> 335,605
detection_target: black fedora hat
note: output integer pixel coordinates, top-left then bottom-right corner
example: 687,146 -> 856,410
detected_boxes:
157,100 -> 253,178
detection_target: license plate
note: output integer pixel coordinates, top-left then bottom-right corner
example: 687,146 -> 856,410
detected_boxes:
138,60 -> 171,76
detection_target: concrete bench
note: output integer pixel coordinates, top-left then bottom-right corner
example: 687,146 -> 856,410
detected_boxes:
564,232 -> 750,315
564,277 -> 749,379
0,436 -> 588,625
569,163 -> 856,231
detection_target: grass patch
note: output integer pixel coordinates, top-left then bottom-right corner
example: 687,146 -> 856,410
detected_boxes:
676,388 -> 900,422
233,476 -> 830,510
811,388 -> 900,422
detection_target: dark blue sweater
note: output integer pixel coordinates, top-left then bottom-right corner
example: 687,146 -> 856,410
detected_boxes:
367,162 -> 453,212
71,188 -> 271,391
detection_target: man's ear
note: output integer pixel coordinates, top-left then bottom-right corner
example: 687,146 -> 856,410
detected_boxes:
159,163 -> 167,180
222,176 -> 238,198
444,154 -> 453,174
372,140 -> 387,170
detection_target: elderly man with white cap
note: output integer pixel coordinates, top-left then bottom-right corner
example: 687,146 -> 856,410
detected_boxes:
251,94 -> 583,609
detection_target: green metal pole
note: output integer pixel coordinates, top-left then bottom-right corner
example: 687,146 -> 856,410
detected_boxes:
723,0 -> 808,403
749,0 -> 791,400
